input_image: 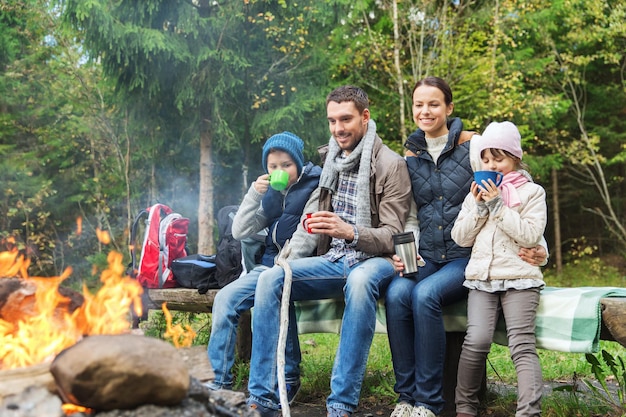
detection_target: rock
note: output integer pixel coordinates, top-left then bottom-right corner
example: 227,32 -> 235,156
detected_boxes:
0,362 -> 56,400
0,278 -> 83,323
0,385 -> 64,417
177,345 -> 214,382
93,378 -> 256,417
50,334 -> 189,410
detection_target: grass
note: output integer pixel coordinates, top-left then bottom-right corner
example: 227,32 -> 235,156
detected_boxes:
144,256 -> 626,416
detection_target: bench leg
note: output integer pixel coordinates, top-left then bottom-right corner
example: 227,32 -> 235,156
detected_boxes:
236,310 -> 252,361
441,332 -> 487,417
443,332 -> 486,417
443,332 -> 464,416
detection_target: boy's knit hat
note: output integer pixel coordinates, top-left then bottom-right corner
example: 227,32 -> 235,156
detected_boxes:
478,121 -> 523,160
262,131 -> 305,175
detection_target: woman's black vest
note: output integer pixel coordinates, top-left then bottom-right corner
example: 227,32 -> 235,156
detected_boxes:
404,117 -> 473,262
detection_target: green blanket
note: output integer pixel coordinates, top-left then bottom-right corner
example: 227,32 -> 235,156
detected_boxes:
293,286 -> 626,353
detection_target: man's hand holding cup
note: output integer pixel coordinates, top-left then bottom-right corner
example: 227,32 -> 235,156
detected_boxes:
302,211 -> 355,241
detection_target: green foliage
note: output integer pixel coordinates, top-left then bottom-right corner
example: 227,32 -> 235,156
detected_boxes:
543,240 -> 626,288
58,0 -> 338,255
584,349 -> 626,412
139,310 -> 211,346
141,310 -> 211,346
1,0 -> 624,287
0,1 -> 114,275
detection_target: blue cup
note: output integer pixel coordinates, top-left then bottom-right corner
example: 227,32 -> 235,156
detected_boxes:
474,170 -> 503,191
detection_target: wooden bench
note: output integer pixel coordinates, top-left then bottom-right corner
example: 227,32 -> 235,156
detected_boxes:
144,287 -> 626,417
143,288 -> 254,360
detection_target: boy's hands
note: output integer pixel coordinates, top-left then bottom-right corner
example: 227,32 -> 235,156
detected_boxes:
254,173 -> 271,194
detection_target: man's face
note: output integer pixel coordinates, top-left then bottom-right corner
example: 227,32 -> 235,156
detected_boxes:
326,100 -> 370,155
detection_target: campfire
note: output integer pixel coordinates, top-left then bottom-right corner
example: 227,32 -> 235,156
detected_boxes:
0,238 -> 144,371
0,235 -> 228,417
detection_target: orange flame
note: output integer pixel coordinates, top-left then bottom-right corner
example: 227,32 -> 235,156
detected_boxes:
62,403 -> 92,415
76,217 -> 83,236
0,249 -> 143,370
162,303 -> 196,348
0,247 -> 30,278
95,228 -> 111,245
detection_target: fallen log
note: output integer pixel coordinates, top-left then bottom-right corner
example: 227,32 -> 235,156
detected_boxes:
600,297 -> 626,347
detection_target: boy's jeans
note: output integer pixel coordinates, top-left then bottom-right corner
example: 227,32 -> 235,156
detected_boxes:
208,266 -> 301,388
248,256 -> 395,413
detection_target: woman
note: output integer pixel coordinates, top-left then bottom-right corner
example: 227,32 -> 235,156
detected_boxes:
385,77 -> 546,417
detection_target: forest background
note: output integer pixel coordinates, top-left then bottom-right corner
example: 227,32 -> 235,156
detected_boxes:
1,0 -> 625,286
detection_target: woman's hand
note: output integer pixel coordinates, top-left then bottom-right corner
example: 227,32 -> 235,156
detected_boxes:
392,253 -> 424,276
519,245 -> 548,266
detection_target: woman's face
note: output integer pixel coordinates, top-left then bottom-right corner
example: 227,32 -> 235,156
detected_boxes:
412,85 -> 454,138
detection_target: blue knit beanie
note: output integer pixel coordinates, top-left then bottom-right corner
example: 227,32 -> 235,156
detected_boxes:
262,131 -> 305,176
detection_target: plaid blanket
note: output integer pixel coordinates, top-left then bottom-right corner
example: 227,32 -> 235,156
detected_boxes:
294,286 -> 626,353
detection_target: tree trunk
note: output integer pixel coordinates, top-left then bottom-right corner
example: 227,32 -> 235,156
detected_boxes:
551,167 -> 562,273
198,125 -> 215,254
392,0 -> 406,139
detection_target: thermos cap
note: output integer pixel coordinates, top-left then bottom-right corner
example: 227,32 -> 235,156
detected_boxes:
393,232 -> 415,245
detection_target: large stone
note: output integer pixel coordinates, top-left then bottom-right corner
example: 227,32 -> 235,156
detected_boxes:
50,334 -> 189,410
0,278 -> 83,323
0,385 -> 63,417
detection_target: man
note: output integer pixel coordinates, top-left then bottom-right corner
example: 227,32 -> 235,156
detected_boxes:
246,85 -> 412,417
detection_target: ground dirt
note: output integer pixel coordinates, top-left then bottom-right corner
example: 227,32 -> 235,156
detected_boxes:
290,401 -> 392,417
284,379 -> 620,417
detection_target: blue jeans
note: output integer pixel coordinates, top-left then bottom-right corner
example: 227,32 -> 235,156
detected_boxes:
384,258 -> 469,415
248,256 -> 395,413
208,266 -> 301,388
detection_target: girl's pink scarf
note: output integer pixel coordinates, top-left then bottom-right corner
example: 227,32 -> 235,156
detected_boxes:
499,171 -> 528,207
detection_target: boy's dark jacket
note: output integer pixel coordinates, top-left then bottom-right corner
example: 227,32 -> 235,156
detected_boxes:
261,161 -> 322,266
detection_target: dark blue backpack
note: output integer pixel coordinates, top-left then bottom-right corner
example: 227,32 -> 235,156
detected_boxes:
213,205 -> 244,288
171,205 -> 243,292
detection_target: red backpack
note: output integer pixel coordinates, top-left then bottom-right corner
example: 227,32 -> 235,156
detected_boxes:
129,204 -> 189,288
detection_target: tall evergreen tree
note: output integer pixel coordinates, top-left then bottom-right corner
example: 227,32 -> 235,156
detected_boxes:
62,0 -> 334,253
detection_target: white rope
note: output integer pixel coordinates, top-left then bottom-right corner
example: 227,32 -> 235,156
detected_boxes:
275,241 -> 293,417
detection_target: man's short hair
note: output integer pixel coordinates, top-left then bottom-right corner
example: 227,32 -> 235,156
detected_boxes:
326,85 -> 369,114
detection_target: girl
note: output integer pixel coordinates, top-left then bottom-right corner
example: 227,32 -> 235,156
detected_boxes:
451,121 -> 548,417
